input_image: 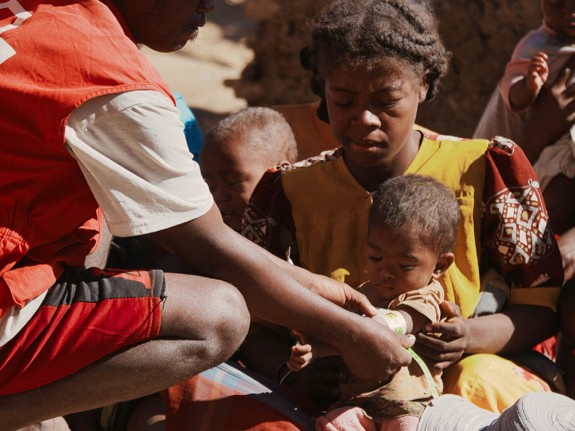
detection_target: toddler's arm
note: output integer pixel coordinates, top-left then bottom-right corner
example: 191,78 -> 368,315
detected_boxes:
508,52 -> 549,111
360,281 -> 432,335
287,333 -> 338,371
373,306 -> 429,336
287,305 -> 428,372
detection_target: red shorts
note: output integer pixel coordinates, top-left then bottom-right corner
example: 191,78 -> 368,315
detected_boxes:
0,267 -> 166,396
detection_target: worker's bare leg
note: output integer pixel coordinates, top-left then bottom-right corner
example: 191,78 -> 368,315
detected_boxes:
0,273 -> 249,430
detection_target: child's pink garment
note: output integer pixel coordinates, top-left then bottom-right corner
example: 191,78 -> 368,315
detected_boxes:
315,406 -> 419,431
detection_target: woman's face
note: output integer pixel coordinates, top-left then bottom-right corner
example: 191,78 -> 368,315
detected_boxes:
324,58 -> 428,170
116,0 -> 215,52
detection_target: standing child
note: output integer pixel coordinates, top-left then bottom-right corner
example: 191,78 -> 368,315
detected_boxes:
474,0 -> 575,191
200,106 -> 298,232
287,175 -> 459,431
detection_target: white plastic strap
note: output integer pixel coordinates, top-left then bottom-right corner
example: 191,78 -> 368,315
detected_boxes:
375,308 -> 408,335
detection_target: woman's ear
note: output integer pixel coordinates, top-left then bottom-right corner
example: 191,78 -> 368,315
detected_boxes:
432,252 -> 454,279
419,71 -> 430,102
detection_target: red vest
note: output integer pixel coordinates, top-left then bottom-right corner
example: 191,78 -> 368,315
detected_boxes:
0,0 -> 173,315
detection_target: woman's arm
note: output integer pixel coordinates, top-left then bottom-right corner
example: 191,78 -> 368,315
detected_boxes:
463,305 -> 558,355
416,302 -> 558,368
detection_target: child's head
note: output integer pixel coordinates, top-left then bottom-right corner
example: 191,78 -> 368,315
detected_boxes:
201,107 -> 298,231
367,174 -> 459,300
300,0 -> 450,176
541,0 -> 575,38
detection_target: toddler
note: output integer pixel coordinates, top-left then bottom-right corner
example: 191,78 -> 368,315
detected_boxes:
288,175 -> 460,431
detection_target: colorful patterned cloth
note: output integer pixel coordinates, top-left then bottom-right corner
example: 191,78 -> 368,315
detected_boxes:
163,361 -> 315,431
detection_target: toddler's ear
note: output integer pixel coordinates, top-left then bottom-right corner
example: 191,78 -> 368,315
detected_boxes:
432,252 -> 454,278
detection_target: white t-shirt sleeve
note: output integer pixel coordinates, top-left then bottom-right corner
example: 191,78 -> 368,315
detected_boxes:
65,90 -> 213,237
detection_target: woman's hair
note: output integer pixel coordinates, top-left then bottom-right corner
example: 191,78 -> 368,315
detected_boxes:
301,0 -> 450,102
369,174 -> 460,255
204,107 -> 298,164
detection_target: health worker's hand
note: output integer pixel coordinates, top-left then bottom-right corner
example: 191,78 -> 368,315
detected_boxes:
309,275 -> 377,317
335,316 -> 414,381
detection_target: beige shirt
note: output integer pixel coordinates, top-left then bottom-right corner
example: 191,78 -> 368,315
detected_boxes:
340,280 -> 445,404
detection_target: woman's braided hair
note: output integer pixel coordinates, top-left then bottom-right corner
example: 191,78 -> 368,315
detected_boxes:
301,0 -> 450,102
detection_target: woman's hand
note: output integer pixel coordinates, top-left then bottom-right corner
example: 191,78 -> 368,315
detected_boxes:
415,301 -> 468,371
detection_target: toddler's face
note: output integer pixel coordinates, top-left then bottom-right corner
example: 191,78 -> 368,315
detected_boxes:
543,0 -> 575,38
323,57 -> 428,171
366,222 -> 440,302
201,136 -> 272,231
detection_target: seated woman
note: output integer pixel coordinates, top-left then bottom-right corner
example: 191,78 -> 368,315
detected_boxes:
162,1 -> 567,429
240,0 -> 563,414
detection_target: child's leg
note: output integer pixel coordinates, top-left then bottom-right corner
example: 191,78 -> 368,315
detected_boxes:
315,406 -> 376,431
19,418 -> 71,431
378,415 -> 420,431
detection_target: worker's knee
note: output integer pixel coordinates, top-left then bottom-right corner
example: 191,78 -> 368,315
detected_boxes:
201,280 -> 250,362
161,274 -> 250,365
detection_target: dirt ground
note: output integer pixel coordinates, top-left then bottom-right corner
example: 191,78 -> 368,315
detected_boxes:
141,0 -> 255,133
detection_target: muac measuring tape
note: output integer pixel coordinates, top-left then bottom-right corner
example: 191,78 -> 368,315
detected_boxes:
376,308 -> 440,400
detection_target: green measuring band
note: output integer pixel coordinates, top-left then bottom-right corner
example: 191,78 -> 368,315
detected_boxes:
406,347 -> 439,400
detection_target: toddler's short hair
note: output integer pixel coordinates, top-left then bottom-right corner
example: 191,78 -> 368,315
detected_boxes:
369,175 -> 460,255
204,107 -> 298,164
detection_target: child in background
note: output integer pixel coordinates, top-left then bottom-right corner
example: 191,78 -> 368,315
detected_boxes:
107,106 -> 297,268
200,106 -> 298,232
287,175 -> 459,431
474,0 -> 575,191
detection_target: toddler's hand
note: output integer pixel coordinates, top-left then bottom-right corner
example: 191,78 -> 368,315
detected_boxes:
288,342 -> 314,371
527,51 -> 549,94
